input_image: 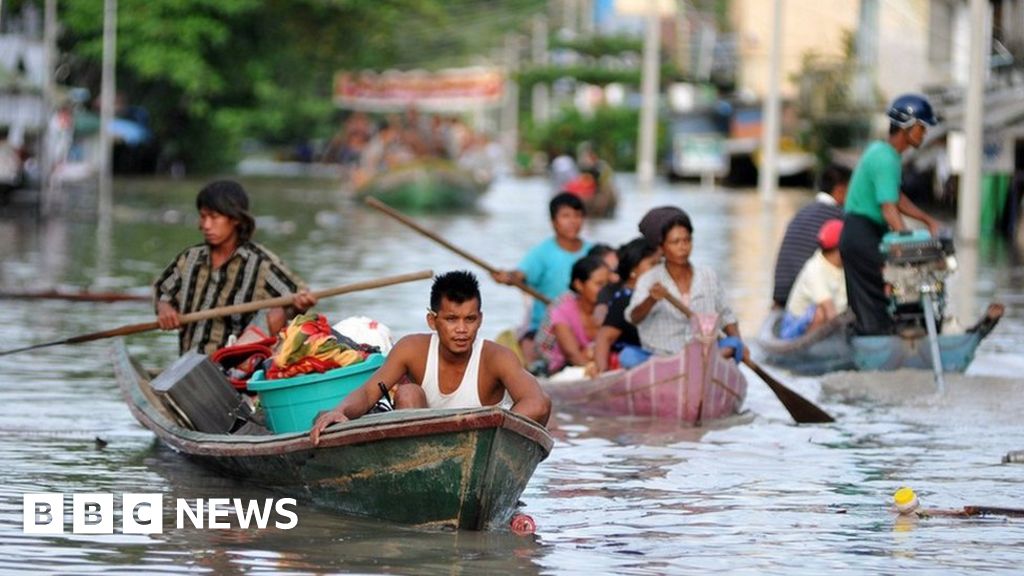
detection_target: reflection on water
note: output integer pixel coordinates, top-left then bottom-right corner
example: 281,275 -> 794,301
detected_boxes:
1,175 -> 1023,574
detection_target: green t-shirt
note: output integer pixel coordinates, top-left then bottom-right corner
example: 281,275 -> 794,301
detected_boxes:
845,140 -> 901,226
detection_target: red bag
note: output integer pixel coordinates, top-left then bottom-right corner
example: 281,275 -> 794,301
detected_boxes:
211,331 -> 277,392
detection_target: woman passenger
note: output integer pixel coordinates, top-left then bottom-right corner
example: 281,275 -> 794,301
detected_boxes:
625,207 -> 744,362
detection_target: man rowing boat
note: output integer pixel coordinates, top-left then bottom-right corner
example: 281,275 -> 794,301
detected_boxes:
154,180 -> 316,355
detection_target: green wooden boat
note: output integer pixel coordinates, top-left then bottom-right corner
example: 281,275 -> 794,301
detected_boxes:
111,340 -> 553,530
353,160 -> 490,211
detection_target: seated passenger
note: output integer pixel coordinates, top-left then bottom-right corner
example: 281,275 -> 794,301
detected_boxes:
535,255 -> 610,375
626,207 -> 744,362
592,237 -> 661,373
309,271 -> 551,445
780,219 -> 847,339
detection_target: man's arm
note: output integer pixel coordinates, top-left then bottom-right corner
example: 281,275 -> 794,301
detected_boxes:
897,192 -> 941,235
490,344 -> 551,426
881,202 -> 905,232
309,337 -> 415,445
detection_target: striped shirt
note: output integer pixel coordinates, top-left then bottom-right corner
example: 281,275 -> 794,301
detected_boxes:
771,193 -> 843,306
154,241 -> 306,355
625,263 -> 737,356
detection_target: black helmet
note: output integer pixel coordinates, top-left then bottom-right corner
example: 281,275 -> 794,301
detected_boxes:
887,94 -> 938,128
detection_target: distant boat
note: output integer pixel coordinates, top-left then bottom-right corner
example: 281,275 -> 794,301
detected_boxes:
352,159 -> 491,211
112,340 -> 553,530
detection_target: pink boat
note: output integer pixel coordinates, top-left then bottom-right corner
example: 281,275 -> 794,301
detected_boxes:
540,338 -> 748,424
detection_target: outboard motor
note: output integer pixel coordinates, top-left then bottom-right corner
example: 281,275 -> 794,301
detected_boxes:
879,229 -> 957,334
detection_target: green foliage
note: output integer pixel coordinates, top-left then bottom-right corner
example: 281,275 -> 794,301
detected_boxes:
523,106 -> 667,171
550,34 -> 643,58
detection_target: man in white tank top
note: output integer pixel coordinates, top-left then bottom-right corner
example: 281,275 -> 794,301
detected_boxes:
311,271 -> 551,445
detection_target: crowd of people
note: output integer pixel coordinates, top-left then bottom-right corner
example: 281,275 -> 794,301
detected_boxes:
320,108 -> 501,188
152,93 -> 953,435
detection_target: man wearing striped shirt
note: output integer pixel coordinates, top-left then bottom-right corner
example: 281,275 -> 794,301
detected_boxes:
771,164 -> 850,308
154,180 -> 316,355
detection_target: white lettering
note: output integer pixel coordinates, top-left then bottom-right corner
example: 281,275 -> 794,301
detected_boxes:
23,494 -> 64,534
274,498 -> 298,529
233,498 -> 273,529
207,498 -> 231,529
72,494 -> 113,534
123,493 -> 163,534
176,498 -> 203,529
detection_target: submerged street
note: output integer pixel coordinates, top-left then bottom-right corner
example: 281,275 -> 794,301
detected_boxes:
0,174 -> 1022,574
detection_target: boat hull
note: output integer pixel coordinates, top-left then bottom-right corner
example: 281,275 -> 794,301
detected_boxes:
850,332 -> 983,372
354,161 -> 488,211
757,308 -> 993,374
540,340 -> 746,423
757,309 -> 856,374
111,341 -> 552,530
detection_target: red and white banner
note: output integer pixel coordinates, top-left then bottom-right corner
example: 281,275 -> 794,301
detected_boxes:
333,67 -> 504,113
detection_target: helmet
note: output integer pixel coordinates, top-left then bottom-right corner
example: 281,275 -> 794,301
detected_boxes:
887,94 -> 938,128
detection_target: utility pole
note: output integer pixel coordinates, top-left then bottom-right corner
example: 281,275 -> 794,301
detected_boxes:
853,0 -> 878,109
758,0 -> 783,202
502,34 -> 521,173
531,14 -> 550,125
959,0 -> 989,242
40,0 -> 57,215
98,0 -> 117,230
636,0 -> 661,191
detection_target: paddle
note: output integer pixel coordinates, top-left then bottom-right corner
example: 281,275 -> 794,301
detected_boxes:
661,291 -> 835,424
364,196 -> 552,304
0,270 -> 433,356
0,289 -> 150,303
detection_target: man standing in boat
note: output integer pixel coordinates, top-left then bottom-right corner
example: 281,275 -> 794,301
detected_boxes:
840,94 -> 942,336
154,179 -> 317,355
310,271 -> 551,445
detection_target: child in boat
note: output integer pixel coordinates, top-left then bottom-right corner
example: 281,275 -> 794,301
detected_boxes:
492,192 -> 592,362
309,271 -> 551,445
534,255 -> 610,375
780,219 -> 848,340
626,206 -> 744,362
154,180 -> 316,355
592,237 -> 661,373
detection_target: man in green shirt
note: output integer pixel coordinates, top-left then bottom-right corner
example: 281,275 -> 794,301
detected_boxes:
839,94 -> 942,336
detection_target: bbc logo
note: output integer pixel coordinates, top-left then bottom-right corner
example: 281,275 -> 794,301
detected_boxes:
23,493 -> 163,534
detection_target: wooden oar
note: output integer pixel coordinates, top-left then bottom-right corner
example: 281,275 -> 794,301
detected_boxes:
0,289 -> 150,303
364,196 -> 552,304
662,291 -> 835,424
0,270 -> 433,357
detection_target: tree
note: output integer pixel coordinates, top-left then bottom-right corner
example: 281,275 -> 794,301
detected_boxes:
56,0 -> 544,171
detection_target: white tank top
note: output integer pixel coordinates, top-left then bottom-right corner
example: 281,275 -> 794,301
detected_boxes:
422,333 -> 485,409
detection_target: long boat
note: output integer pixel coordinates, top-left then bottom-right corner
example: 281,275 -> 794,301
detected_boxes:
540,339 -> 747,424
111,340 -> 553,531
757,306 -> 1002,375
352,159 -> 490,211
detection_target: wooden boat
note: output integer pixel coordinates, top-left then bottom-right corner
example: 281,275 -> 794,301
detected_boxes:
111,340 -> 553,530
353,159 -> 490,211
757,306 -> 1001,375
757,309 -> 856,375
540,339 -> 747,423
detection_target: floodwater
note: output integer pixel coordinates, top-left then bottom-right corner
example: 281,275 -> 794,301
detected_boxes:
0,174 -> 1022,575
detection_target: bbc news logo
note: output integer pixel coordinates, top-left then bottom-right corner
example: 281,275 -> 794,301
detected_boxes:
23,493 -> 298,534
